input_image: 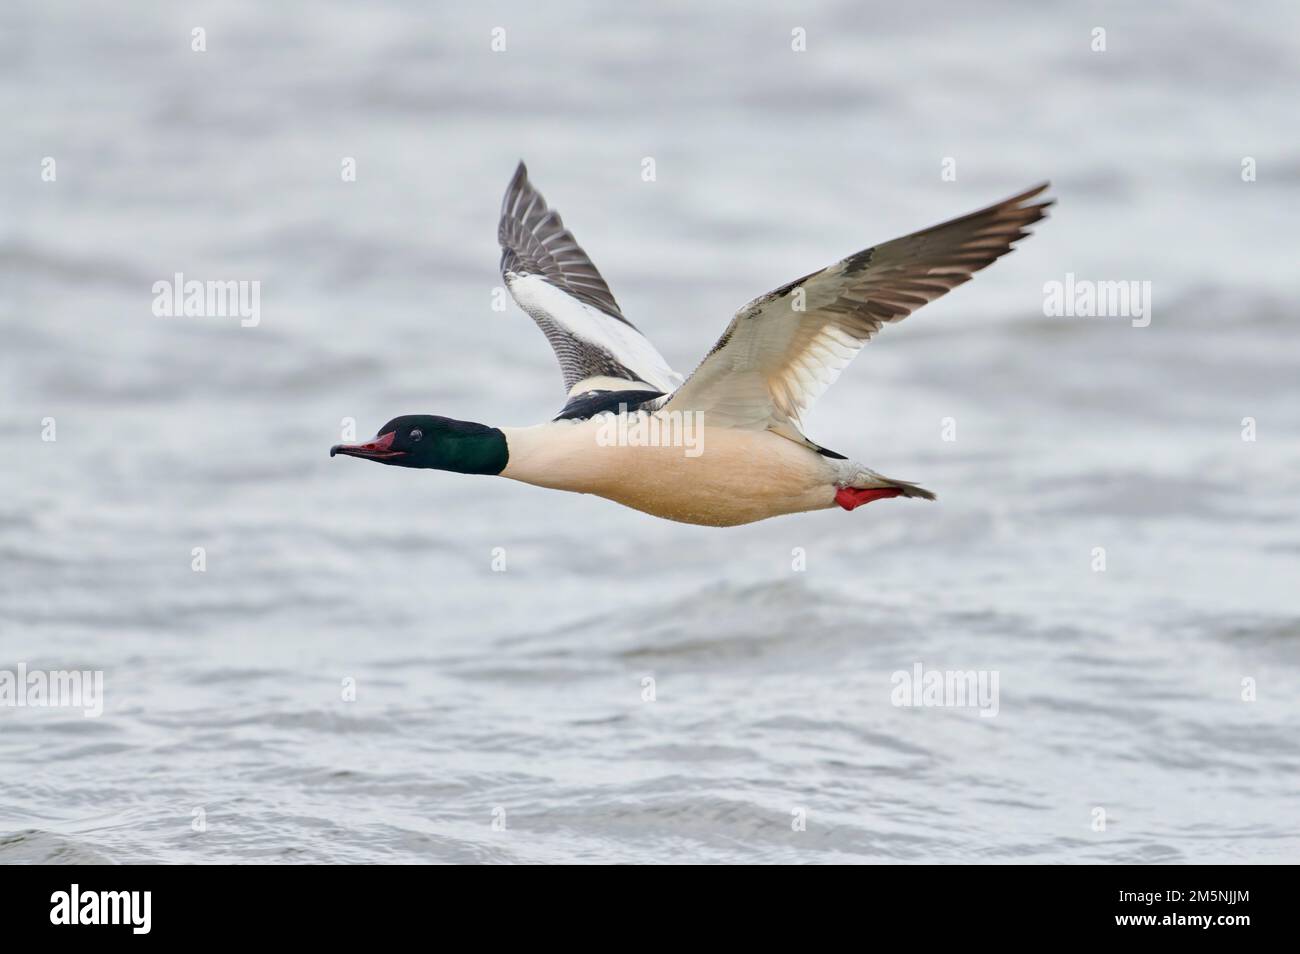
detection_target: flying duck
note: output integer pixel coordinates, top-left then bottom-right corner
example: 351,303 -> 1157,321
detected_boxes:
331,163 -> 1052,527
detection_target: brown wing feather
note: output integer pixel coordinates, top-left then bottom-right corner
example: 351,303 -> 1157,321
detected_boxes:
498,161 -> 629,323
664,184 -> 1053,433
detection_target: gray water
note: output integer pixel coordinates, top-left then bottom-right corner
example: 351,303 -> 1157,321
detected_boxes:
2,1 -> 1298,864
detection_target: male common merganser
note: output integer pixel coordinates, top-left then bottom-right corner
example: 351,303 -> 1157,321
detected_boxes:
331,163 -> 1051,527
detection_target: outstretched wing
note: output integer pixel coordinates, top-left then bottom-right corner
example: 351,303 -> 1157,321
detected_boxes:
662,183 -> 1053,440
498,162 -> 681,409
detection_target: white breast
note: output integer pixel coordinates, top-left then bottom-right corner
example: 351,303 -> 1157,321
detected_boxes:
499,417 -> 838,526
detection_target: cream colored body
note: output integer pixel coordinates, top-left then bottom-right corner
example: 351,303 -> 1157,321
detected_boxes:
501,417 -> 846,527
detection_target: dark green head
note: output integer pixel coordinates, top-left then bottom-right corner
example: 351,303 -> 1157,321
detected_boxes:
330,414 -> 508,475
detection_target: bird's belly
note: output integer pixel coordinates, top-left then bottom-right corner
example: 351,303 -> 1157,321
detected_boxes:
501,422 -> 836,527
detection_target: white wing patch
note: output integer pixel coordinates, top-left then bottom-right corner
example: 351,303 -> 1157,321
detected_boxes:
506,273 -> 681,394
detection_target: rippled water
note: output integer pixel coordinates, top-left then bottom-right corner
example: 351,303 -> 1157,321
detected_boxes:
2,1 -> 1298,863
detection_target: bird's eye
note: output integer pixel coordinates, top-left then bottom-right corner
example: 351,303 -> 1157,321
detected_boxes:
409,428 -> 423,442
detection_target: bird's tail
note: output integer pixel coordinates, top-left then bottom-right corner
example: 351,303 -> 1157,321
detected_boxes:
837,467 -> 941,512
877,475 -> 936,501
846,468 -> 937,501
